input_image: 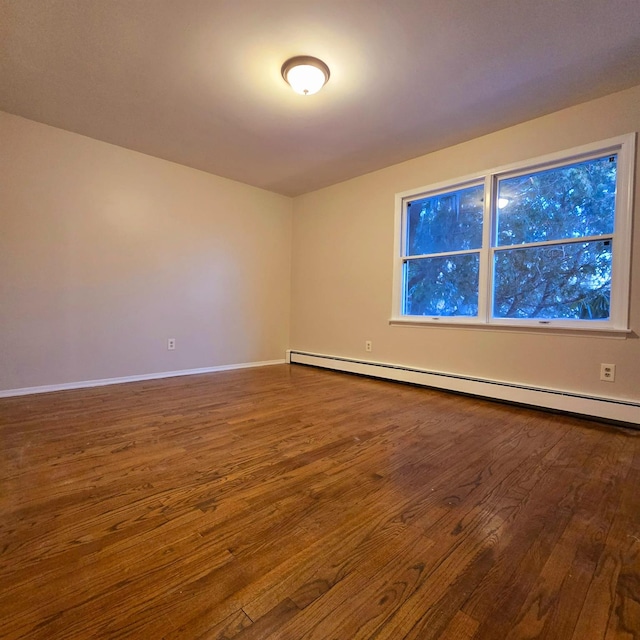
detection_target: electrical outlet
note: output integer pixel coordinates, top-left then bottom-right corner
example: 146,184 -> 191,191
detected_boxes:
365,340 -> 372,352
168,338 -> 176,351
600,363 -> 615,382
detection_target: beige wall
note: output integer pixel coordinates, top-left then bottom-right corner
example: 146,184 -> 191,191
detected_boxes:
290,85 -> 640,402
0,112 -> 292,390
3,85 -> 639,400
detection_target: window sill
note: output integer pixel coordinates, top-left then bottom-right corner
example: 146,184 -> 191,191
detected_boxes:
389,317 -> 633,339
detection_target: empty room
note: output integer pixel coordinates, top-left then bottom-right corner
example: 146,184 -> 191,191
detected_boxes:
1,1 -> 640,638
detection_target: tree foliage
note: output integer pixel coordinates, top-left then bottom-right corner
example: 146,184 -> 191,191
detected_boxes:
407,184 -> 483,256
405,155 -> 617,319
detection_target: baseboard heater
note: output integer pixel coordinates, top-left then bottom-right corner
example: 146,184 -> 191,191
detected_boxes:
288,350 -> 640,426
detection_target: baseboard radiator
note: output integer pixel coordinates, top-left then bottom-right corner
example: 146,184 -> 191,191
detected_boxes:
288,350 -> 640,426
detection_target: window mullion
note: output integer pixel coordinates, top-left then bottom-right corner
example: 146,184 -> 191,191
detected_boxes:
496,234 -> 614,252
477,174 -> 494,324
404,248 -> 482,260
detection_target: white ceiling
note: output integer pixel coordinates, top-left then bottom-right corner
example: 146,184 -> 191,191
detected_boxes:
2,0 -> 640,197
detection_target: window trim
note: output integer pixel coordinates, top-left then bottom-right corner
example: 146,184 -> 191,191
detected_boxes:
391,133 -> 636,332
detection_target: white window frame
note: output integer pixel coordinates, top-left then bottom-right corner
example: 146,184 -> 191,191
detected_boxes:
391,133 -> 636,333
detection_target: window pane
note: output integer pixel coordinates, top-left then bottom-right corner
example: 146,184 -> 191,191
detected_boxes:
493,240 -> 612,320
407,184 -> 484,256
404,254 -> 479,317
496,155 -> 617,246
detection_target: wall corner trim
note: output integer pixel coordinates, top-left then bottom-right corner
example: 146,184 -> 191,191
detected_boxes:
289,350 -> 640,425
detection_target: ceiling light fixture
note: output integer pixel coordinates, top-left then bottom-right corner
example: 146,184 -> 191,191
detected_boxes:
281,56 -> 330,96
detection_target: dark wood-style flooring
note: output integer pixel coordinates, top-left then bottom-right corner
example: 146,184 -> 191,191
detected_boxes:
1,364 -> 639,639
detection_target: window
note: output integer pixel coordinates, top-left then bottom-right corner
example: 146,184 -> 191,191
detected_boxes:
393,134 -> 635,331
404,182 -> 484,317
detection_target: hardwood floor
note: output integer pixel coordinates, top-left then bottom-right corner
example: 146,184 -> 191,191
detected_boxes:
1,364 -> 639,639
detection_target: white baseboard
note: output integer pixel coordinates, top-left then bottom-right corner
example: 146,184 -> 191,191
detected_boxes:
288,350 -> 640,425
0,359 -> 286,398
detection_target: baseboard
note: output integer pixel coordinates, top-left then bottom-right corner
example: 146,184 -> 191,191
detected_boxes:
0,359 -> 286,398
288,350 -> 640,425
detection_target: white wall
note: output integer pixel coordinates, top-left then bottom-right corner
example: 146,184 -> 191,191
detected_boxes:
0,112 -> 292,391
290,85 -> 640,404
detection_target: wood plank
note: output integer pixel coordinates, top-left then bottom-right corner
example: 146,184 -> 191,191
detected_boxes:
0,364 -> 638,639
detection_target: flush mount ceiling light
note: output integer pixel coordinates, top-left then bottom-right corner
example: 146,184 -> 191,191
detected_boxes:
281,56 -> 330,95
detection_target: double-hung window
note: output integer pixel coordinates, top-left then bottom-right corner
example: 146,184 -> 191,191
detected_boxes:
393,134 -> 635,331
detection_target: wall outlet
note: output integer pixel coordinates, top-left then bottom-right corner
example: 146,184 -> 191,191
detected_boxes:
600,363 -> 615,382
168,338 -> 176,351
365,340 -> 372,352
